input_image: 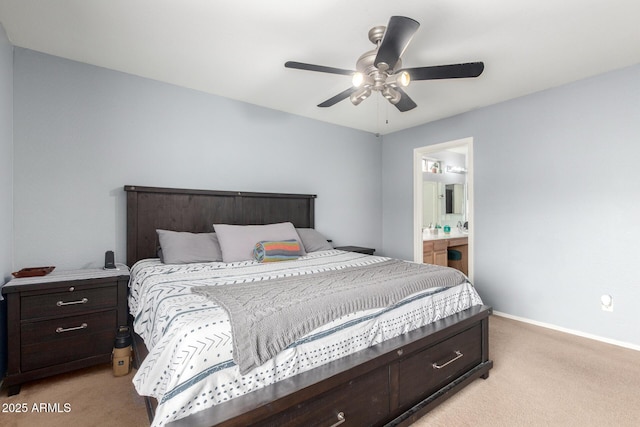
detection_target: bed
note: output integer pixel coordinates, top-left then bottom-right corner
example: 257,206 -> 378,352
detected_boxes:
125,185 -> 493,427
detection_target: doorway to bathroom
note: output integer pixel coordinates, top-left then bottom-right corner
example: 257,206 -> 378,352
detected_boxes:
413,137 -> 474,280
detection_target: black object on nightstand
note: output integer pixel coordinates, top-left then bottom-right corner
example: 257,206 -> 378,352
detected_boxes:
334,246 -> 376,255
1,268 -> 130,396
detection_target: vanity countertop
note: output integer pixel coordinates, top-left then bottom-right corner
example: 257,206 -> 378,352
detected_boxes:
423,230 -> 469,241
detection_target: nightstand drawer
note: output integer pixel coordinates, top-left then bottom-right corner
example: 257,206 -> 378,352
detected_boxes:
21,285 -> 118,319
21,310 -> 117,371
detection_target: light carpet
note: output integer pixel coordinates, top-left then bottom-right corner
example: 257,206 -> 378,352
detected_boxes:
0,365 -> 147,427
414,315 -> 640,426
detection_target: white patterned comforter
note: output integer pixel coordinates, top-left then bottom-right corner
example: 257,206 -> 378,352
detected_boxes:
129,250 -> 483,426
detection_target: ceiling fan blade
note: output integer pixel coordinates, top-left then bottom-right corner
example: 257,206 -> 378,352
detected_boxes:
285,61 -> 354,76
394,88 -> 417,112
318,87 -> 357,107
402,62 -> 485,81
374,16 -> 420,71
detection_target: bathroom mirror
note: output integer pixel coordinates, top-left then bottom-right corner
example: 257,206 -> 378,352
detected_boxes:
423,181 -> 466,227
445,184 -> 464,214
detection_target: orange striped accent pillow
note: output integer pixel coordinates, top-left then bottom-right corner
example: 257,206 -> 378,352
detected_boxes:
253,239 -> 302,262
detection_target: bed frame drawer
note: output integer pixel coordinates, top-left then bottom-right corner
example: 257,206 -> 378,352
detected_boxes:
21,285 -> 118,319
260,367 -> 389,427
398,325 -> 482,408
396,323 -> 482,410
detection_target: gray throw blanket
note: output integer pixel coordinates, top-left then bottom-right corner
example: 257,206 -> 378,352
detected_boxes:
192,259 -> 466,374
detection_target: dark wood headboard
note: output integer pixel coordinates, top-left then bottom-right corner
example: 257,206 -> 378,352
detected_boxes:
125,185 -> 316,266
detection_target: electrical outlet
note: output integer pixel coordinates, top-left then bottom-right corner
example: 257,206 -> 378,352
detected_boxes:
601,294 -> 613,312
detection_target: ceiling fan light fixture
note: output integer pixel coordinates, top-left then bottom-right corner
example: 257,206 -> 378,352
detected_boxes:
387,71 -> 410,88
382,86 -> 401,104
352,72 -> 374,88
399,71 -> 410,87
352,72 -> 364,87
350,87 -> 371,105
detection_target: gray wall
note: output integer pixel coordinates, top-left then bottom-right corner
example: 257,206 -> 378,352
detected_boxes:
8,43 -> 640,349
0,21 -> 12,281
382,64 -> 640,346
0,21 -> 13,378
13,48 -> 382,270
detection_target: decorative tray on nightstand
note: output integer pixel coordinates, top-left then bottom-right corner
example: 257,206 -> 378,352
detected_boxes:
11,266 -> 56,278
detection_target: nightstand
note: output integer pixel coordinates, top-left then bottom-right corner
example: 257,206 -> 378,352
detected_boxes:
334,246 -> 376,255
1,268 -> 130,395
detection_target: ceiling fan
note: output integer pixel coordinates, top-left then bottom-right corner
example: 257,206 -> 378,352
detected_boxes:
285,16 -> 484,112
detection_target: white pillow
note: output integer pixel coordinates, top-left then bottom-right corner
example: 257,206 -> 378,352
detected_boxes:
157,230 -> 223,264
213,222 -> 306,262
296,228 -> 333,252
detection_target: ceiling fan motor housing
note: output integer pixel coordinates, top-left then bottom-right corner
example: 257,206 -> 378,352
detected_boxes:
352,43 -> 408,105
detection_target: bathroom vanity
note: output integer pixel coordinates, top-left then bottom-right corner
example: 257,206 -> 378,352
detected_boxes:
423,232 -> 468,276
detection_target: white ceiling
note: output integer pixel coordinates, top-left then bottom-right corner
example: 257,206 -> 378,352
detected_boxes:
1,0 -> 639,135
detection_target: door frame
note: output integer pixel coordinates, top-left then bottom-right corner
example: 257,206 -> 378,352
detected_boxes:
413,137 -> 474,280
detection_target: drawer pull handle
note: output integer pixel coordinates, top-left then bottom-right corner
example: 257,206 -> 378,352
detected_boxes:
432,350 -> 463,369
329,412 -> 345,427
57,297 -> 88,306
56,323 -> 88,333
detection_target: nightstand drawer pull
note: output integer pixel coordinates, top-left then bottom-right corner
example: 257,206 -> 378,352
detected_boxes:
432,350 -> 463,369
328,412 -> 345,427
56,297 -> 88,306
56,323 -> 88,333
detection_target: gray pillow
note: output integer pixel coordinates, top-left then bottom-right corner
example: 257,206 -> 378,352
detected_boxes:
296,228 -> 333,252
156,230 -> 223,264
214,222 -> 306,262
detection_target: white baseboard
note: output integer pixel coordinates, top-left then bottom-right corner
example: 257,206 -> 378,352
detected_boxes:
492,311 -> 640,352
